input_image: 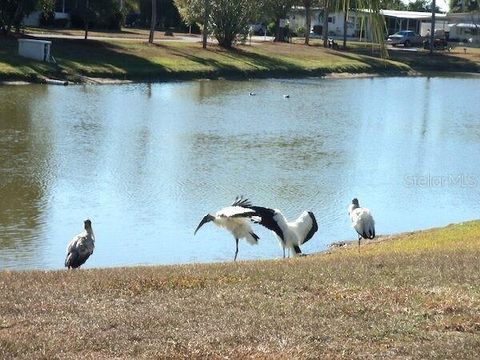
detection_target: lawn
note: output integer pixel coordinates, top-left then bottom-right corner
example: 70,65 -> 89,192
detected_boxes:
0,34 -> 413,83
1,220 -> 480,358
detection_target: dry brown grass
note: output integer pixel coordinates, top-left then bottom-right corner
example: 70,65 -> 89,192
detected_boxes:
2,221 -> 480,359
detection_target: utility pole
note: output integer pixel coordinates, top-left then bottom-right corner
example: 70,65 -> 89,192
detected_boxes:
429,0 -> 436,54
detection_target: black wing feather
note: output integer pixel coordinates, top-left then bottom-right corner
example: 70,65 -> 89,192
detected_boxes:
231,196 -> 253,208
303,211 -> 318,244
226,210 -> 257,218
248,206 -> 285,242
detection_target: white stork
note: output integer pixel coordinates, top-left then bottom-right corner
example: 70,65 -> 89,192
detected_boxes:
65,219 -> 95,269
194,197 -> 260,261
348,198 -> 375,247
248,206 -> 318,257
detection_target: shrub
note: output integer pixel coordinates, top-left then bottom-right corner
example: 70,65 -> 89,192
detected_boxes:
296,26 -> 305,37
312,24 -> 322,35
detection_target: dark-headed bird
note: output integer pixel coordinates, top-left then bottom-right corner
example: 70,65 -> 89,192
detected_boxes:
348,198 -> 375,247
65,219 -> 95,269
194,197 -> 260,261
248,206 -> 318,257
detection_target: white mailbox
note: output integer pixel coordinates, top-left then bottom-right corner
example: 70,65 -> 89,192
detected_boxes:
18,39 -> 52,62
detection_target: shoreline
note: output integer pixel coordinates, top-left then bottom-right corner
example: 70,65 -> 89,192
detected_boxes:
2,70 -> 479,86
1,219 -> 477,273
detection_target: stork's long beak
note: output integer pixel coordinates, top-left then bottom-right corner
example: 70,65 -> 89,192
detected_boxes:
194,214 -> 214,235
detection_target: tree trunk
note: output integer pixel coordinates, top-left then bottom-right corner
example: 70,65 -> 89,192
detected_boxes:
343,6 -> 348,49
429,0 -> 436,54
149,0 -> 157,44
275,18 -> 281,42
323,1 -> 329,48
6,0 -> 24,35
202,0 -> 208,49
305,4 -> 311,45
218,35 -> 234,49
84,0 -> 89,40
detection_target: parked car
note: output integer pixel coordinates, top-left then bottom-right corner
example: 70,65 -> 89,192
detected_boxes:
423,37 -> 449,50
248,23 -> 266,36
387,30 -> 423,47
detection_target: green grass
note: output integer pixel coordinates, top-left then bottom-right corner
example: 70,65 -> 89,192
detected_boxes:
1,220 -> 480,358
2,32 -> 479,83
0,35 -> 412,83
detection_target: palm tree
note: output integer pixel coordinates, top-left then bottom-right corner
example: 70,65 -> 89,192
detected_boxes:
84,0 -> 89,40
202,0 -> 208,49
149,0 -> 157,44
303,0 -> 313,45
322,0 -> 329,47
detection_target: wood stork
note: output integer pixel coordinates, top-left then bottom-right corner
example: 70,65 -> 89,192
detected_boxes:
348,198 -> 375,247
194,196 -> 260,261
248,206 -> 318,257
65,219 -> 95,269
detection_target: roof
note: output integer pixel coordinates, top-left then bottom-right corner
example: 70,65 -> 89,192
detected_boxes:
448,23 -> 480,28
380,9 -> 447,20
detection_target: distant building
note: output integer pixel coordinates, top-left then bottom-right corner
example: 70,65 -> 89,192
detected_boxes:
287,7 -> 448,41
446,11 -> 480,44
23,0 -> 72,27
288,7 -> 364,38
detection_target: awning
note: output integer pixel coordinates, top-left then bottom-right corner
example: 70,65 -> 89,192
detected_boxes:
380,9 -> 447,20
448,23 -> 480,28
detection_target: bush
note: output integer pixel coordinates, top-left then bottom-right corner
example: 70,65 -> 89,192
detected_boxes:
312,24 -> 322,35
296,26 -> 305,37
53,18 -> 69,28
39,11 -> 55,27
104,10 -> 124,30
266,21 -> 276,36
70,8 -> 98,28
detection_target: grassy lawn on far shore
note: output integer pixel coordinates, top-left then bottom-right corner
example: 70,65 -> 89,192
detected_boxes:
1,220 -> 480,358
0,33 -> 443,83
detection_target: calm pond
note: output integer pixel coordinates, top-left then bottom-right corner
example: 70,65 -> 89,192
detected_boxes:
1,76 -> 479,270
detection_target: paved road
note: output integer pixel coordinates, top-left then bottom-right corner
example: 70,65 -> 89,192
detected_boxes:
28,33 -> 275,44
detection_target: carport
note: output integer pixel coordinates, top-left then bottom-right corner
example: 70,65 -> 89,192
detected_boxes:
381,10 -> 447,36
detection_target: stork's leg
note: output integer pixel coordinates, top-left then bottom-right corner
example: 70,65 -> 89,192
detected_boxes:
283,247 -> 285,259
234,238 -> 239,261
358,235 -> 362,248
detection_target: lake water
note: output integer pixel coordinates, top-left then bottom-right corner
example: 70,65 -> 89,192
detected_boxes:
1,76 -> 479,270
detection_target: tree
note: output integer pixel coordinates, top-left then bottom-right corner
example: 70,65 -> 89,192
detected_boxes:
175,0 -> 207,47
449,0 -> 479,12
263,0 -> 297,42
342,0 -> 348,49
84,0 -> 90,39
303,0 -> 314,45
175,0 -> 258,48
1,0 -> 38,35
379,0 -> 407,10
149,0 -> 157,43
407,0 -> 439,11
322,0 -> 329,47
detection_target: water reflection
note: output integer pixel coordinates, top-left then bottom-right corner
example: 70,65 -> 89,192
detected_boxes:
1,77 -> 479,270
0,85 -> 52,268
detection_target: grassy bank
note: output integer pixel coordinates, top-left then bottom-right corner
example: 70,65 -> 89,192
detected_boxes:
4,32 -> 479,83
2,221 -> 480,358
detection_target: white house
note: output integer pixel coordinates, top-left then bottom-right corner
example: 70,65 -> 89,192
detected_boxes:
288,7 -> 365,38
288,7 -> 448,41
